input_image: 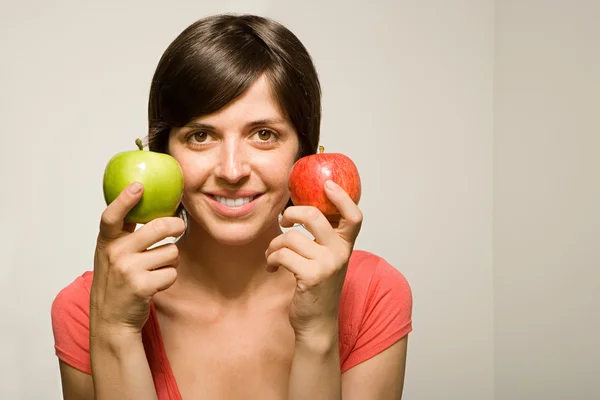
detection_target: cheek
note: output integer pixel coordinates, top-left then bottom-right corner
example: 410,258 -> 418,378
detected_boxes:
253,153 -> 296,189
176,155 -> 210,191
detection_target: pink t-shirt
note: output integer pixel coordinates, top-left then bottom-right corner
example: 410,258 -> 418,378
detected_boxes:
51,250 -> 412,399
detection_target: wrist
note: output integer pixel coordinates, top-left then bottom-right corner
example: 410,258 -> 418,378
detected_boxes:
90,307 -> 145,337
294,320 -> 339,356
90,325 -> 143,355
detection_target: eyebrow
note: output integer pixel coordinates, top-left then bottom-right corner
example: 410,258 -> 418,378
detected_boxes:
183,118 -> 287,130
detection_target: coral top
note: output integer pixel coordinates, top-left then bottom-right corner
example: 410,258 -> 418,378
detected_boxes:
51,250 -> 413,399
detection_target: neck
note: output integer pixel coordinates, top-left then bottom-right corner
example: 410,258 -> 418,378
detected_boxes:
173,218 -> 287,303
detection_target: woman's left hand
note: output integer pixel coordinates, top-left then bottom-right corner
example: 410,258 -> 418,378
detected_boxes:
265,180 -> 363,341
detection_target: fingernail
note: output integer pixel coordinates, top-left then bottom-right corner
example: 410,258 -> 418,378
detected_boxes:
129,182 -> 142,194
325,180 -> 338,191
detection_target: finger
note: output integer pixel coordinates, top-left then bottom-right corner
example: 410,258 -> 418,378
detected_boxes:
323,180 -> 363,242
99,182 -> 144,240
138,243 -> 180,271
125,217 -> 186,252
147,267 -> 178,294
280,206 -> 337,246
266,230 -> 321,261
266,247 -> 311,277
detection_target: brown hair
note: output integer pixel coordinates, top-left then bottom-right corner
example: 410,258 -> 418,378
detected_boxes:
146,14 -> 322,217
147,13 -> 321,158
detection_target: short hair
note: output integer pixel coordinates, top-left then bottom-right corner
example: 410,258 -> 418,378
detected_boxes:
146,13 -> 322,217
147,13 -> 321,159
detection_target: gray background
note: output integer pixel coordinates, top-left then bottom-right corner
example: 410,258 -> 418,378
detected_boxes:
0,0 -> 597,399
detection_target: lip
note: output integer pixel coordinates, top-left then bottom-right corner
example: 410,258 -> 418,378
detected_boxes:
205,189 -> 264,198
205,193 -> 262,218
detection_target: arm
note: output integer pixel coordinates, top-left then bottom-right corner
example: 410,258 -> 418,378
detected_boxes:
287,330 -> 409,400
58,361 -> 94,400
54,337 -> 157,400
265,181 -> 365,399
57,333 -> 157,400
54,183 -> 184,399
90,332 -> 158,400
288,323 -> 342,400
341,336 -> 408,399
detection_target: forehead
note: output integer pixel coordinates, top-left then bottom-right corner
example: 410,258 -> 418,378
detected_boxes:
193,74 -> 285,126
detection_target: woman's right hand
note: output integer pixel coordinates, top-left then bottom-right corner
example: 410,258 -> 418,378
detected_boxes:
90,181 -> 186,337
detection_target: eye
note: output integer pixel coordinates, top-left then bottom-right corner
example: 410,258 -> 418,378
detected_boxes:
190,132 -> 208,143
255,129 -> 279,142
256,129 -> 273,141
187,131 -> 209,145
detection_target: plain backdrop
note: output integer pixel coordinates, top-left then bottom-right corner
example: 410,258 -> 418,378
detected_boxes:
0,1 -> 597,399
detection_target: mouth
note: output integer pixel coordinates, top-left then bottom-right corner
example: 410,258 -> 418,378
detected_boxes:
210,194 -> 261,208
204,192 -> 264,217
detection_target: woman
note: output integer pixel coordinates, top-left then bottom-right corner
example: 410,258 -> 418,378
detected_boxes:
51,13 -> 413,399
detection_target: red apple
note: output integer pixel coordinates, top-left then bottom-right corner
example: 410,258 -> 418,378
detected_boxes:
288,146 -> 361,218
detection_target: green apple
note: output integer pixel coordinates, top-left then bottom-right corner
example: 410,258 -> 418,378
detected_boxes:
102,138 -> 185,224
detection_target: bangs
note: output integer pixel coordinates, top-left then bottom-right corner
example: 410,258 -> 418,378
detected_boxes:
147,14 -> 321,159
151,26 -> 274,128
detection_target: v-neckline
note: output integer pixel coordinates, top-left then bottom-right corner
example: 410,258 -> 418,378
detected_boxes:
142,301 -> 183,400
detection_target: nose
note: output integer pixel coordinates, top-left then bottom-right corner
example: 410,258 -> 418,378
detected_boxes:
214,139 -> 251,184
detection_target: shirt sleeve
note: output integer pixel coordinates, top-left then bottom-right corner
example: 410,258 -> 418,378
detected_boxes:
341,256 -> 413,373
50,272 -> 93,374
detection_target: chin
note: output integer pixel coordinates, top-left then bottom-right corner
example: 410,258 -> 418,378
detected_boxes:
186,213 -> 281,246
208,225 -> 262,246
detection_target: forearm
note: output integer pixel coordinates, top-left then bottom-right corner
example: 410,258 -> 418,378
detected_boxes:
288,324 -> 342,400
90,331 -> 157,400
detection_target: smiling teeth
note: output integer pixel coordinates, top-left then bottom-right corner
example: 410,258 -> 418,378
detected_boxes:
214,196 -> 255,207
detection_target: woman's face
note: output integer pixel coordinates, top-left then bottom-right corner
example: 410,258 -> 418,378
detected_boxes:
168,75 -> 300,245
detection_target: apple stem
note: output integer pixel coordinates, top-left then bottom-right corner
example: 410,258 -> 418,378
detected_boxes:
318,145 -> 324,154
135,138 -> 144,151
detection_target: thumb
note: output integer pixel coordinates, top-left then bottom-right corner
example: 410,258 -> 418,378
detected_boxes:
99,182 -> 144,241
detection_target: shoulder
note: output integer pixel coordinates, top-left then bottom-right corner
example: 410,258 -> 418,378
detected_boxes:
55,270 -> 94,295
52,271 -> 94,313
50,271 -> 95,374
344,250 -> 412,301
338,250 -> 413,371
